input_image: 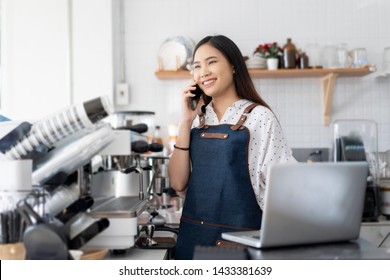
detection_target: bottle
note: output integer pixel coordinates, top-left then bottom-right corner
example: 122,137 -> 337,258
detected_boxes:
300,52 -> 309,69
278,54 -> 284,69
283,38 -> 297,69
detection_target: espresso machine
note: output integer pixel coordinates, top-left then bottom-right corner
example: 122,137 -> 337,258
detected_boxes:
0,96 -> 120,258
0,99 -> 173,256
82,122 -> 165,250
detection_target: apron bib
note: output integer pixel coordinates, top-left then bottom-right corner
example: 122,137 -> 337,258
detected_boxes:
175,104 -> 262,259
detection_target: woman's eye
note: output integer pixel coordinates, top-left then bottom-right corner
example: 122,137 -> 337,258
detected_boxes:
193,65 -> 200,69
209,60 -> 217,65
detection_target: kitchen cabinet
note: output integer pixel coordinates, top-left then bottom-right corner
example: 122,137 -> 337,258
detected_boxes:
155,68 -> 375,126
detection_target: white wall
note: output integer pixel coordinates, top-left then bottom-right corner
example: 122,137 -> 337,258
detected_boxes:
71,0 -> 114,104
118,0 -> 390,151
1,0 -> 389,151
0,0 -> 114,120
1,0 -> 71,120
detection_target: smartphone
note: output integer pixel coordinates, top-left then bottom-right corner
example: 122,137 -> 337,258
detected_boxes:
188,85 -> 203,110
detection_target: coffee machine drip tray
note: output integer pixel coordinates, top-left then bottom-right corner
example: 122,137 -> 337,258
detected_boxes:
89,196 -> 148,218
80,196 -> 148,250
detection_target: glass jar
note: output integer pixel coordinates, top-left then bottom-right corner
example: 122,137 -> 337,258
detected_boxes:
305,43 -> 322,68
322,44 -> 338,69
352,48 -> 368,68
337,44 -> 350,68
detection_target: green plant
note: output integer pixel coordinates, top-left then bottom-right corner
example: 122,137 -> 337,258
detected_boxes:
254,42 -> 282,59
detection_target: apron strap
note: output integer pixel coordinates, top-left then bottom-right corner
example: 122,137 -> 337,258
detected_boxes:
197,103 -> 258,130
197,113 -> 208,129
230,103 -> 258,130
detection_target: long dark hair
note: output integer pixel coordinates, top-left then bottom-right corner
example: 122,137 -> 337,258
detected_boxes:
193,35 -> 271,110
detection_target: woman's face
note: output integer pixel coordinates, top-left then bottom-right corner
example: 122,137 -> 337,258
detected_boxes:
192,43 -> 235,99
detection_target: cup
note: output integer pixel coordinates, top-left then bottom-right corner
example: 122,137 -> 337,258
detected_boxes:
322,44 -> 338,68
337,44 -> 350,68
352,48 -> 368,68
305,43 -> 322,68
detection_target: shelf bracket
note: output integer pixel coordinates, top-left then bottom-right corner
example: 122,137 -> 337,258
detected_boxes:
321,73 -> 337,126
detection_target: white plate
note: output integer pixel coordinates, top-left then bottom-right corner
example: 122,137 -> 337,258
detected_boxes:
246,55 -> 267,69
158,36 -> 195,70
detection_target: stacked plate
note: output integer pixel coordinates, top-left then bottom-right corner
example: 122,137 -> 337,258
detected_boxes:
246,54 -> 267,69
158,36 -> 195,71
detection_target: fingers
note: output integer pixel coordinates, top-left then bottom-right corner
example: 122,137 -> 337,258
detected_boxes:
183,82 -> 197,96
181,81 -> 205,115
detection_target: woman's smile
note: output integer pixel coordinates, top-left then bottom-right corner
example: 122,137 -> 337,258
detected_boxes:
202,78 -> 217,88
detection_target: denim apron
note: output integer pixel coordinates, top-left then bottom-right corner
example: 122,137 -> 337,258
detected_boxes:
175,103 -> 262,260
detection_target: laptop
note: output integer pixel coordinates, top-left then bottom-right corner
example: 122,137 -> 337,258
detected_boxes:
221,162 -> 369,248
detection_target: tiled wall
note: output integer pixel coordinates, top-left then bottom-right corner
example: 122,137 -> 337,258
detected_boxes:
118,0 -> 390,151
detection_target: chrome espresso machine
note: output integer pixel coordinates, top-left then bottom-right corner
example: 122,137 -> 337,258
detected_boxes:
0,96 -> 167,259
83,121 -> 166,251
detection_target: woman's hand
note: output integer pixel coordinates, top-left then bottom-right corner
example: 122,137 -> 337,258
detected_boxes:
168,82 -> 205,192
181,82 -> 205,122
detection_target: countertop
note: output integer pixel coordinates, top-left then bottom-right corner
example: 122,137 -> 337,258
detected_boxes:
105,238 -> 390,260
247,238 -> 390,260
104,231 -> 176,260
192,238 -> 390,260
361,215 -> 390,226
105,247 -> 169,260
103,214 -> 390,260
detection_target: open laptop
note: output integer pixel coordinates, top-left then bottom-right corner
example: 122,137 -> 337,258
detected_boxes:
221,162 -> 369,248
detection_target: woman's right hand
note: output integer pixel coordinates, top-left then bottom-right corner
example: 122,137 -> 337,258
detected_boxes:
181,82 -> 205,123
169,82 -> 204,192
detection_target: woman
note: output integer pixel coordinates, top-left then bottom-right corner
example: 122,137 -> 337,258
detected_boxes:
168,35 -> 296,259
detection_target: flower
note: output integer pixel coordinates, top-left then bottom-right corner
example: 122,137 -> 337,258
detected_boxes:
254,42 -> 282,59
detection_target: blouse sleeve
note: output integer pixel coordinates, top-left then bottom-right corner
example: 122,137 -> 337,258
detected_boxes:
254,107 -> 297,209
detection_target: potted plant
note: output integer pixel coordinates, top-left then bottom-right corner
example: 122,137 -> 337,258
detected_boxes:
254,42 -> 282,70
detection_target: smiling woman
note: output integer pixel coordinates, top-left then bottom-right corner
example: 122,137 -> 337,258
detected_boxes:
168,35 -> 296,260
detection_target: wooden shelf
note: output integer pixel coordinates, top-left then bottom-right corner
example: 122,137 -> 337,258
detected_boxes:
155,67 -> 376,126
155,70 -> 191,79
155,68 -> 374,79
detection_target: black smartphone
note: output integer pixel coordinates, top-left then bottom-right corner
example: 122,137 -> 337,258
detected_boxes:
188,85 -> 203,110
